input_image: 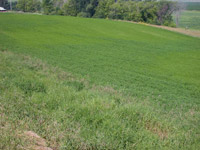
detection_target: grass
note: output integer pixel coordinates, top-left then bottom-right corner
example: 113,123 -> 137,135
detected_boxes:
176,10 -> 200,30
1,51 -> 199,150
0,13 -> 200,149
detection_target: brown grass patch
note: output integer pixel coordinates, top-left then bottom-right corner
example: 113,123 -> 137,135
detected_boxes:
23,131 -> 53,150
145,121 -> 168,140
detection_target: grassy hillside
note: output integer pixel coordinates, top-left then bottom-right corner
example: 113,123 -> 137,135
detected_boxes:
0,13 -> 200,149
176,10 -> 200,30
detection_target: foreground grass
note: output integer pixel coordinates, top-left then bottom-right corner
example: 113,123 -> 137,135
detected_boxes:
0,51 -> 200,149
176,10 -> 200,30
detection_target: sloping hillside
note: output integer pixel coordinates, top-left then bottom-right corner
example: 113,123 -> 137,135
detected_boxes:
0,13 -> 200,149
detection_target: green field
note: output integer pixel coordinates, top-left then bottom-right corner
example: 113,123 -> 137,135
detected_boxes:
176,10 -> 200,30
0,13 -> 200,149
184,2 -> 200,11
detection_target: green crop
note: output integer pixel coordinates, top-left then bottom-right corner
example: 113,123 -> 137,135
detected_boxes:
175,10 -> 200,30
0,13 -> 200,149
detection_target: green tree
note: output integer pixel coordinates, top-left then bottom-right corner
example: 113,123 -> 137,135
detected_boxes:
94,0 -> 115,18
17,0 -> 27,12
17,0 -> 41,12
63,0 -> 98,17
60,0 -> 177,27
63,0 -> 78,16
42,0 -> 54,14
123,1 -> 142,22
140,2 -> 157,23
108,2 -> 124,19
157,0 -> 178,25
86,0 -> 99,17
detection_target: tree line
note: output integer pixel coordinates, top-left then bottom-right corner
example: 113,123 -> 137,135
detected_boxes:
1,0 -> 179,27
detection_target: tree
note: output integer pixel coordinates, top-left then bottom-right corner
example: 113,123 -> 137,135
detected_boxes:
17,0 -> 41,12
94,0 -> 115,18
63,0 -> 99,17
35,0 -> 178,27
140,2 -> 157,24
123,1 -> 142,22
17,0 -> 27,12
42,0 -> 54,14
63,0 -> 78,16
108,2 -> 124,19
86,0 -> 99,17
157,1 -> 178,25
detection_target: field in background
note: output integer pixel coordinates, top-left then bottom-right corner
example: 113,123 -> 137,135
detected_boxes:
183,2 -> 200,11
0,13 -> 200,149
176,10 -> 200,30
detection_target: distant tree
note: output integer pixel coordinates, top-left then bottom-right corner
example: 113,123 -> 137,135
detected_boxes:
63,0 -> 78,16
157,1 -> 178,25
42,0 -> 54,14
28,0 -> 41,12
63,0 -> 98,17
94,0 -> 115,18
53,0 -> 64,8
23,0 -> 178,27
123,1 -> 142,22
52,0 -> 64,14
86,0 -> 99,17
108,2 -> 124,19
17,0 -> 28,12
17,0 -> 41,12
140,2 -> 157,23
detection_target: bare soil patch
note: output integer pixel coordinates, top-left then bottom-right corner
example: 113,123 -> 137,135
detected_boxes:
24,131 -> 53,150
115,20 -> 200,38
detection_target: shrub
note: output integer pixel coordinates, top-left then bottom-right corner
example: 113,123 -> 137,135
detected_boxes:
77,12 -> 91,18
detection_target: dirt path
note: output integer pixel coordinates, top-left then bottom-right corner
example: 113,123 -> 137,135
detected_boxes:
147,24 -> 200,38
115,20 -> 200,38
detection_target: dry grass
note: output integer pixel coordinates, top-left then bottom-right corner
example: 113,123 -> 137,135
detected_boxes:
114,19 -> 200,38
23,131 -> 53,150
145,121 -> 168,140
148,24 -> 200,38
